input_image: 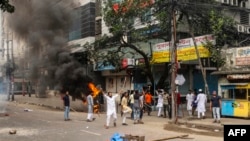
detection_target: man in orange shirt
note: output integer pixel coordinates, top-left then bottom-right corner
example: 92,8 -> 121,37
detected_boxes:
145,90 -> 153,116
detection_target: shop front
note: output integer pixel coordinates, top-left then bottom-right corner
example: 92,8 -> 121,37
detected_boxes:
220,82 -> 250,118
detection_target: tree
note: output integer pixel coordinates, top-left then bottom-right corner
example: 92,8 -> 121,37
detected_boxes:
87,0 -> 239,90
88,0 -> 242,92
0,0 -> 15,13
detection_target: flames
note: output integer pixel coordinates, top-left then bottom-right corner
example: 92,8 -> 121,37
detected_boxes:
88,83 -> 101,115
88,83 -> 100,98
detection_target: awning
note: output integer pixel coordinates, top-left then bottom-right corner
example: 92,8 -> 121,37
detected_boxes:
211,70 -> 250,75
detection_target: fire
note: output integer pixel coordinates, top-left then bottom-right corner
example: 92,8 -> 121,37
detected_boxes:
88,83 -> 101,115
88,83 -> 100,98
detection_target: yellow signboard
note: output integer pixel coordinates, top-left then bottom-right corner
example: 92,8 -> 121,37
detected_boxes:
152,35 -> 215,63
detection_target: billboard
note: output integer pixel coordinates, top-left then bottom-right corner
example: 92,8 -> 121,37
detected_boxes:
152,34 -> 215,63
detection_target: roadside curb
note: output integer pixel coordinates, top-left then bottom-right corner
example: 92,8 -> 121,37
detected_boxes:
168,120 -> 224,132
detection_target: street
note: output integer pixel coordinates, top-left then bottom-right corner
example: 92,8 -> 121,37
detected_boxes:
0,100 -> 223,141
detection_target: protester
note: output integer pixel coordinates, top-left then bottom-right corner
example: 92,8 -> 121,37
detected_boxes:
139,90 -> 145,124
186,89 -> 194,117
162,91 -> 170,118
191,90 -> 198,116
121,92 -> 132,125
156,89 -> 164,117
145,90 -> 153,116
128,90 -> 134,119
210,90 -> 221,123
62,91 -> 70,121
133,90 -> 140,124
102,90 -> 123,129
86,91 -> 95,122
195,89 -> 207,119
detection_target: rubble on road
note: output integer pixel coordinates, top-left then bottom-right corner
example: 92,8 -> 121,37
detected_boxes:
9,129 -> 16,134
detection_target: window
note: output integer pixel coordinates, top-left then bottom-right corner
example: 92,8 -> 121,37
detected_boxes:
240,12 -> 249,25
223,88 -> 247,99
235,89 -> 247,99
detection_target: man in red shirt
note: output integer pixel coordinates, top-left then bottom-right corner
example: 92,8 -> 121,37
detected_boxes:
176,91 -> 182,117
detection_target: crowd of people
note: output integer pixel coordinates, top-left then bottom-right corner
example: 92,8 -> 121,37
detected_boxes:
61,87 -> 222,129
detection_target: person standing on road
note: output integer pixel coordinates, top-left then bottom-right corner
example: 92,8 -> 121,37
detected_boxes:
145,90 -> 153,116
139,90 -> 145,123
156,89 -> 164,117
186,89 -> 194,117
162,91 -> 170,118
62,91 -> 70,121
195,89 -> 207,119
133,90 -> 141,124
191,91 -> 198,116
86,91 -> 95,122
210,90 -> 221,123
128,91 -> 134,119
102,90 -> 122,129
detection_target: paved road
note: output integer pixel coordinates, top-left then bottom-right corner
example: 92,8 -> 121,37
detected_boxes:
0,101 -> 224,141
2,94 -> 250,141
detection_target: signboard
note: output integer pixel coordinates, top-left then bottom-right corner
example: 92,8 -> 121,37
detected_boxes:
236,47 -> 250,66
152,34 -> 215,63
95,62 -> 115,71
227,74 -> 250,80
122,58 -> 135,68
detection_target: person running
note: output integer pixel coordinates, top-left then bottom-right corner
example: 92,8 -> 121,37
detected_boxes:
62,91 -> 70,121
102,90 -> 123,129
86,91 -> 95,122
210,90 -> 221,123
186,89 -> 194,117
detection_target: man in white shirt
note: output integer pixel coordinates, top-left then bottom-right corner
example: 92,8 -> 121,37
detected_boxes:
195,89 -> 207,119
102,90 -> 122,129
186,89 -> 194,117
86,92 -> 95,122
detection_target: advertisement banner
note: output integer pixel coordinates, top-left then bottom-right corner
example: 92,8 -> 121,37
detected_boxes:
235,47 -> 250,66
152,34 -> 215,63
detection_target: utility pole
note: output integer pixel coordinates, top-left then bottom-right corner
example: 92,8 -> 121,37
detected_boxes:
170,0 -> 178,123
10,32 -> 14,101
6,30 -> 11,101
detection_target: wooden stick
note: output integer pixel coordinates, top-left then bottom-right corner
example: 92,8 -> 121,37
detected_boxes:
151,134 -> 189,141
70,107 -> 78,113
122,76 -> 127,90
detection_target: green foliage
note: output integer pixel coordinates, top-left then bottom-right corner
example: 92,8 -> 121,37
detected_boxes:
203,41 -> 226,67
0,0 -> 15,13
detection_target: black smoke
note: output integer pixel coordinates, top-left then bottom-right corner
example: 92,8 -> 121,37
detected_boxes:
7,0 -> 92,98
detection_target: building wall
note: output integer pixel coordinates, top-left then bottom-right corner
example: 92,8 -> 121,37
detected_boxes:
69,2 -> 96,41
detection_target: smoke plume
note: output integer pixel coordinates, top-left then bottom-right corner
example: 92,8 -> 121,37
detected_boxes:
6,0 -> 93,98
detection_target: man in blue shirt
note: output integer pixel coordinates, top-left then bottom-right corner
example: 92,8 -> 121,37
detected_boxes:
210,91 -> 221,123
